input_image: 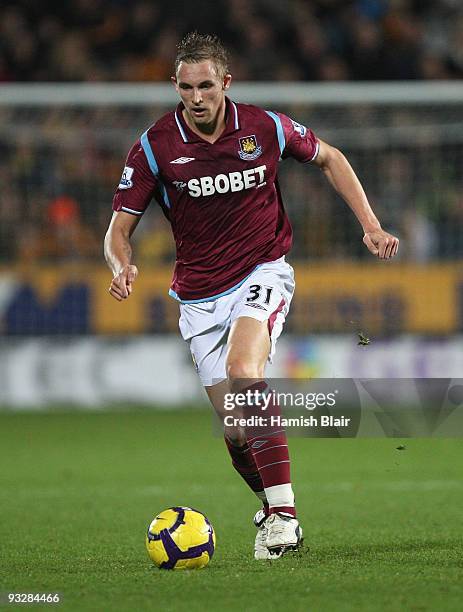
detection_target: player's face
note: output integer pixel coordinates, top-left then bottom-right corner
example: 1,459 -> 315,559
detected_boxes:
172,60 -> 231,130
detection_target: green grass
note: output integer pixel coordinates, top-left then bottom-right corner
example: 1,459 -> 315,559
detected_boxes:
0,410 -> 462,611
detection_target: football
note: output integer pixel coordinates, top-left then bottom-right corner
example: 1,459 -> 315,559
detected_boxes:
145,506 -> 216,570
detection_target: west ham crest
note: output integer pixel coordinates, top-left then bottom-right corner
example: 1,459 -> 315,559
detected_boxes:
238,135 -> 262,161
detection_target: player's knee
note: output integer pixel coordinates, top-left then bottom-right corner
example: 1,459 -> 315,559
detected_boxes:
226,357 -> 264,389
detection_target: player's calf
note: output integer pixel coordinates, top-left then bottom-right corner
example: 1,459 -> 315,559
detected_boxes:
237,381 -> 297,516
224,436 -> 268,505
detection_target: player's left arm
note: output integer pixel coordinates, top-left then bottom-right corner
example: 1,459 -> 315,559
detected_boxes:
313,139 -> 399,259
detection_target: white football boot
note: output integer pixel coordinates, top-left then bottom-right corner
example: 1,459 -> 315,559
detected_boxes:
253,508 -> 272,560
265,512 -> 303,556
254,510 -> 303,559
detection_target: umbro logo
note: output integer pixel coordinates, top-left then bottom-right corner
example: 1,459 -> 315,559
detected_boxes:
251,440 -> 267,449
245,303 -> 267,311
170,157 -> 196,164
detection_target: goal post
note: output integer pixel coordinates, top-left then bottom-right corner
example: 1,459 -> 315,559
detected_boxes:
1,81 -> 463,105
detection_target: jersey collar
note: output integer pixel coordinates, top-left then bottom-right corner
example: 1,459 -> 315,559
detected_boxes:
174,97 -> 240,143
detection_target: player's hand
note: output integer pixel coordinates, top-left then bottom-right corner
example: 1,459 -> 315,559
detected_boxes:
363,230 -> 399,259
109,264 -> 139,301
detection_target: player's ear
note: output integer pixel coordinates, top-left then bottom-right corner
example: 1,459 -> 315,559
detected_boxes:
171,75 -> 178,90
223,74 -> 232,90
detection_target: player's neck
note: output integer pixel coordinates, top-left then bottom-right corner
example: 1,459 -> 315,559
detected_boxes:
182,99 -> 227,144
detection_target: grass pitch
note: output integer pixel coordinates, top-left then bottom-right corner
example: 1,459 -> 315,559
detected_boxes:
0,410 -> 462,611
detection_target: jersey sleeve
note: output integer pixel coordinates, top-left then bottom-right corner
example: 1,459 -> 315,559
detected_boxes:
277,112 -> 320,163
112,140 -> 158,216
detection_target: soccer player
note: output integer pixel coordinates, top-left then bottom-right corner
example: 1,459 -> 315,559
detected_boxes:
104,32 -> 399,560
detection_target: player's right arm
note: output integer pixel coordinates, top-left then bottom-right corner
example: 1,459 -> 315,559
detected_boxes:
104,211 -> 140,301
104,137 -> 158,301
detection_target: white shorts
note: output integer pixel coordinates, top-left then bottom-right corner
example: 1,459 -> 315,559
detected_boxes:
178,257 -> 295,386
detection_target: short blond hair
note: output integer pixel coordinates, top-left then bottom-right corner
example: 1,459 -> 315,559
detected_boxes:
175,32 -> 229,80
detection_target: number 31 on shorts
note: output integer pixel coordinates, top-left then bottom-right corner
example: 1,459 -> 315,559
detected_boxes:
246,284 -> 274,305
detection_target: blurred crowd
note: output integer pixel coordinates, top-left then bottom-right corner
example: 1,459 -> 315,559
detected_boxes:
1,0 -> 463,82
1,0 -> 462,267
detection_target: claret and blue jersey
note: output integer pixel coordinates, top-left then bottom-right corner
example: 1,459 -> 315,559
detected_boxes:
113,97 -> 319,302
